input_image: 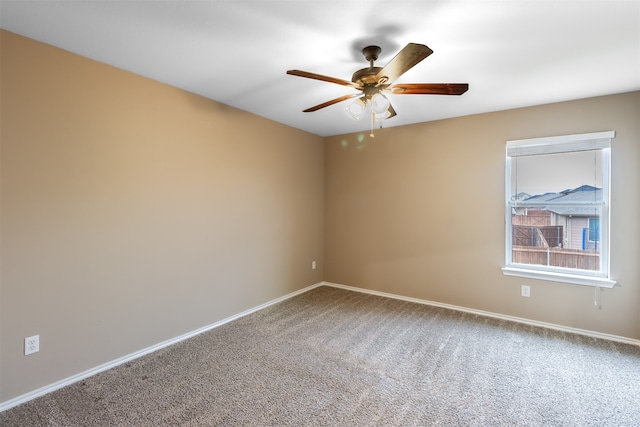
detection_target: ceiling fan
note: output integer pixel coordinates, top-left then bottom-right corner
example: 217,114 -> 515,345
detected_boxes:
287,43 -> 468,135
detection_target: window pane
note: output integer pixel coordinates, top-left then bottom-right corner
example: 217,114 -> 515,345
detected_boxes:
511,207 -> 601,271
509,150 -> 603,273
510,150 -> 602,201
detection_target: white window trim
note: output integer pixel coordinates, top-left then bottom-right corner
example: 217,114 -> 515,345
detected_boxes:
502,131 -> 616,288
502,266 -> 616,288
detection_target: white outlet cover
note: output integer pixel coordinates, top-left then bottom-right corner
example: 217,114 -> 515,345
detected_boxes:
25,335 -> 39,355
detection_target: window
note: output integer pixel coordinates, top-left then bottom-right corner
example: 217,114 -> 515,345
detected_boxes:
502,131 -> 615,287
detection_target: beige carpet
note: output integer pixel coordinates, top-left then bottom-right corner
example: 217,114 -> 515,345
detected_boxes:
2,285 -> 640,426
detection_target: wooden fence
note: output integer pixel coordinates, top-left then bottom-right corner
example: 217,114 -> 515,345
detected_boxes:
512,210 -> 551,226
512,246 -> 599,271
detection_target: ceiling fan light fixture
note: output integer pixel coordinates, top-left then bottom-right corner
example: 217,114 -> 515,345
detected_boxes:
374,109 -> 391,122
370,93 -> 390,116
345,97 -> 366,120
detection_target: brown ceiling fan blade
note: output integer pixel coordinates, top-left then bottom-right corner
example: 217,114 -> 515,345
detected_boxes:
287,70 -> 360,88
303,93 -> 360,112
389,83 -> 469,95
375,43 -> 433,85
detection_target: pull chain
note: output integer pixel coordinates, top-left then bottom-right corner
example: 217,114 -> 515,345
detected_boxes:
370,109 -> 375,138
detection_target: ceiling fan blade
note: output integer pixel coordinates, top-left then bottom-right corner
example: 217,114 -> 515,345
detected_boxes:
375,43 -> 433,85
303,93 -> 360,112
389,83 -> 469,95
287,70 -> 361,88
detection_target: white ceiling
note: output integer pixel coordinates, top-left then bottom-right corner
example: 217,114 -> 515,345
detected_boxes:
1,1 -> 639,137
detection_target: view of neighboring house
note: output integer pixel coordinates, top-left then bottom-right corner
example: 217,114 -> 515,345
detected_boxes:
512,185 -> 601,270
518,185 -> 601,249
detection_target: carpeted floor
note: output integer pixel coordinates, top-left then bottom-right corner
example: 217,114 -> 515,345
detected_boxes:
2,285 -> 640,426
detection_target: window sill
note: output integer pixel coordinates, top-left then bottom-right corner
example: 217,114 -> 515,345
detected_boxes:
501,266 -> 617,288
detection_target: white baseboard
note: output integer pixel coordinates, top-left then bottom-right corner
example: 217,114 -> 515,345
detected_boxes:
0,282 -> 324,413
322,281 -> 640,347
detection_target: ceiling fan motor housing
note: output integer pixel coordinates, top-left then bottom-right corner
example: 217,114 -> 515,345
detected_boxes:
352,67 -> 383,87
352,45 -> 390,88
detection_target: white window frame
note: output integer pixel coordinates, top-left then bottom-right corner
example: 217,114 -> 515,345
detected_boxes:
502,131 -> 616,288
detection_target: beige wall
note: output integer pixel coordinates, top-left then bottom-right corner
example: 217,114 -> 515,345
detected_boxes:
0,30 -> 324,402
325,91 -> 639,340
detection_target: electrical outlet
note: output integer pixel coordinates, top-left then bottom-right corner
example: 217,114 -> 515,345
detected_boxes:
521,285 -> 531,298
25,335 -> 40,355
311,261 -> 317,270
